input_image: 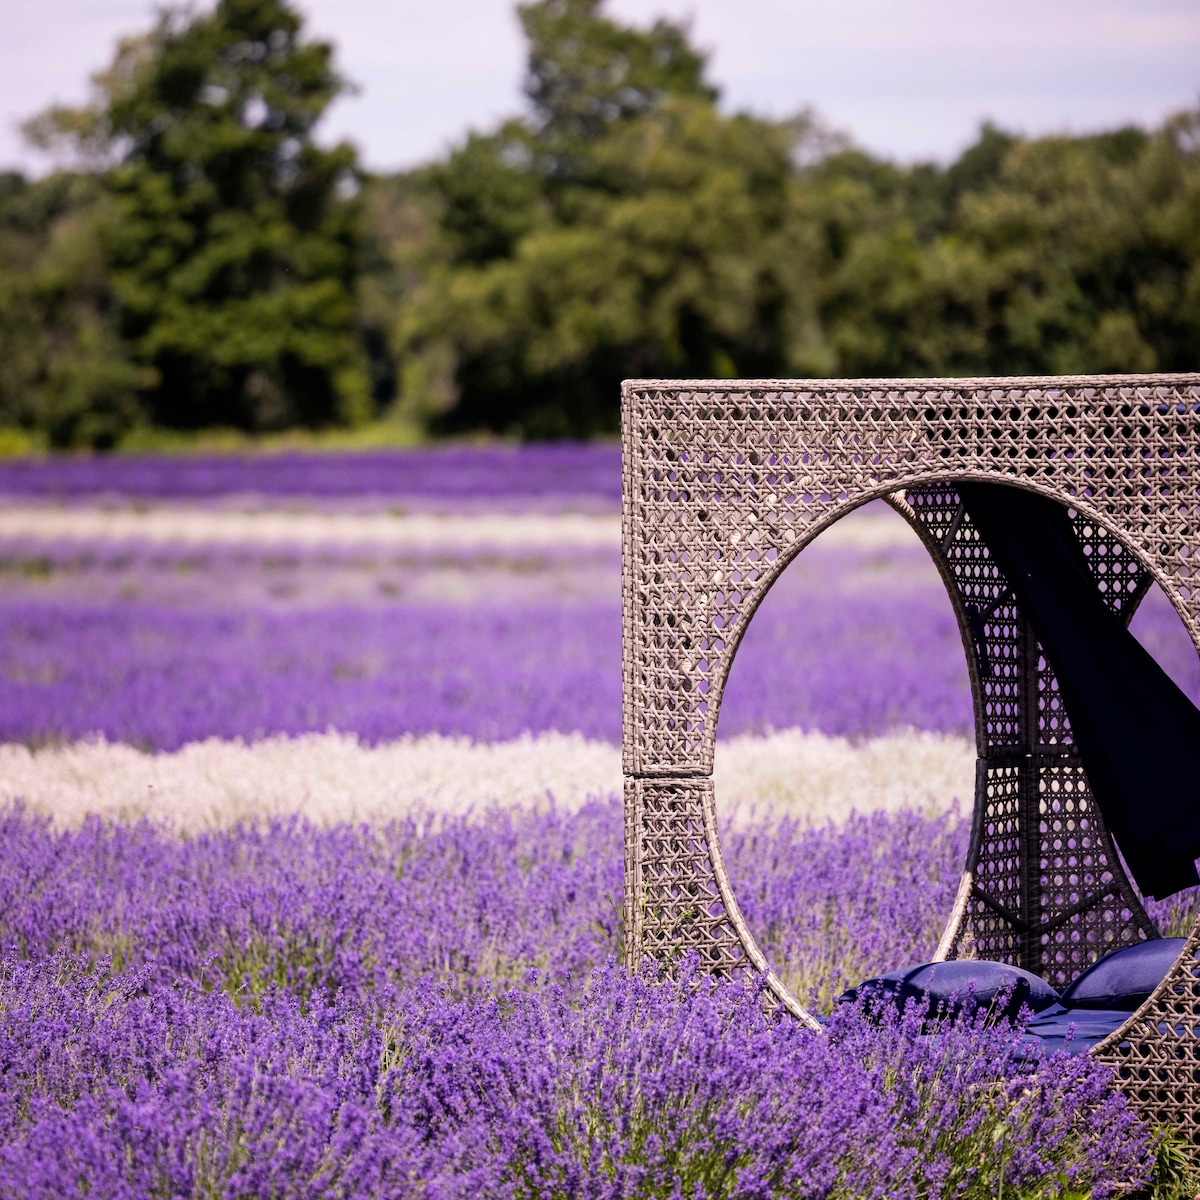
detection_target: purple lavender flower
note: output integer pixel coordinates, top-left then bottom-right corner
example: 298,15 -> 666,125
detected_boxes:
0,953 -> 1153,1199
0,796 -> 1168,1197
0,444 -> 623,507
0,581 -> 980,748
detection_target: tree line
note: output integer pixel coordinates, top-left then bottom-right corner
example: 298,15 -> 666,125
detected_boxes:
2,0 -> 1197,447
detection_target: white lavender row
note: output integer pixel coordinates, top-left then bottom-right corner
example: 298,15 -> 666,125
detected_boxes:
0,727 -> 973,831
0,497 -> 919,549
0,506 -> 622,548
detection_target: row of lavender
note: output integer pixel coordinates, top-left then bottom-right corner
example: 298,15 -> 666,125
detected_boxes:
0,444 -> 623,506
0,588 -> 977,748
0,551 -> 1194,749
0,803 -> 1161,1197
1,444 -> 1195,747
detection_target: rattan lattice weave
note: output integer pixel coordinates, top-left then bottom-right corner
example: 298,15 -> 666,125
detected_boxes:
621,374 -> 1200,1139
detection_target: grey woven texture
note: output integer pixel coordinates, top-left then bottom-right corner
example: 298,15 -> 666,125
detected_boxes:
621,375 -> 1200,1138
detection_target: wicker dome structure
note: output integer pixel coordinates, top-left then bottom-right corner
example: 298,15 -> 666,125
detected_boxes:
620,373 -> 1200,1140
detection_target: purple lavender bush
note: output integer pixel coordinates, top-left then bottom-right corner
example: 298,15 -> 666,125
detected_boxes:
0,586 -> 980,747
727,808 -> 970,1007
0,801 -> 1164,1197
0,957 -> 1153,1199
0,801 -> 621,1001
2,578 -> 1194,749
0,599 -> 621,747
0,444 -> 1191,1194
0,443 -> 623,506
1140,884 -> 1200,941
0,802 -> 965,1006
1,524 -> 1194,749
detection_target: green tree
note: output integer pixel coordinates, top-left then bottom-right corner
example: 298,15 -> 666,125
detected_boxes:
14,0 -> 1194,445
28,0 -> 370,432
0,172 -> 150,448
952,117 -> 1200,374
395,0 -> 816,436
800,116 -> 1200,378
520,0 -> 715,175
390,0 -> 1198,439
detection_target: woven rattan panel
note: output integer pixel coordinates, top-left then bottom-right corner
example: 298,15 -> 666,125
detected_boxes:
625,776 -> 819,1025
621,373 -> 1200,1136
1094,922 -> 1200,1144
899,485 -> 1158,989
631,777 -> 740,971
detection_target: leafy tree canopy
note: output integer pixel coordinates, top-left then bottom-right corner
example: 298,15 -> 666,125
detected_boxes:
397,0 -> 824,436
5,0 -> 1197,446
805,114 -> 1200,378
520,0 -> 715,170
390,0 -> 1199,437
26,0 -> 370,436
0,171 -> 152,449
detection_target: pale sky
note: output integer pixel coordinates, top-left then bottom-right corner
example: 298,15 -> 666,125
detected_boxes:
4,0 -> 1198,175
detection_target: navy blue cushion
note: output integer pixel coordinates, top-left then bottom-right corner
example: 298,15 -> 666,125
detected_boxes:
1016,1005 -> 1132,1056
1058,938 -> 1185,1011
840,960 -> 1060,1020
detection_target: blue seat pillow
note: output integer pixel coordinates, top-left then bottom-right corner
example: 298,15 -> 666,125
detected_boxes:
1058,938 -> 1186,1012
840,959 -> 1060,1020
1014,1006 -> 1132,1058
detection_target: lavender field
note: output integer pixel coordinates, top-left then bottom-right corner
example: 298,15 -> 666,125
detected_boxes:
0,446 -> 1197,1198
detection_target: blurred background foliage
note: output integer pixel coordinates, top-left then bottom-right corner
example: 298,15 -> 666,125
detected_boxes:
1,0 -> 1197,448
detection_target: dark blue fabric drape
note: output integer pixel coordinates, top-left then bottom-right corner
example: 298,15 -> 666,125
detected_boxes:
959,482 -> 1200,900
